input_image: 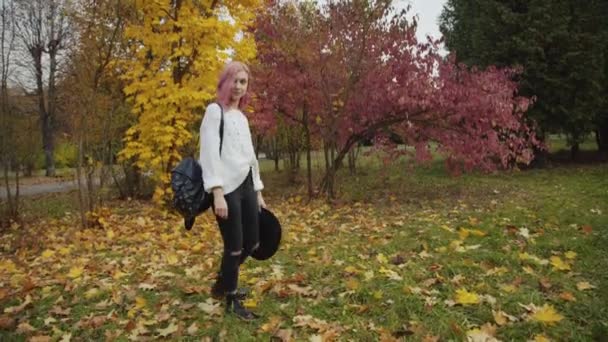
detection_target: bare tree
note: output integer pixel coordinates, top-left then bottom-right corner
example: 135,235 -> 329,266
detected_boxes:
1,0 -> 19,225
15,0 -> 71,177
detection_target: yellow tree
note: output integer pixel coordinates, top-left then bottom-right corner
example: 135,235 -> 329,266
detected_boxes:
118,0 -> 259,203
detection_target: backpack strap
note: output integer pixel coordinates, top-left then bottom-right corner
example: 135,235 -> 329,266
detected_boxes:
218,103 -> 224,155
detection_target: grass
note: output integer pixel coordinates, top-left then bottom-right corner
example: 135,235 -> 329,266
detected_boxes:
0,144 -> 607,341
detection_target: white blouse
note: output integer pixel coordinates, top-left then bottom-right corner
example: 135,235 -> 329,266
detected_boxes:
199,103 -> 264,195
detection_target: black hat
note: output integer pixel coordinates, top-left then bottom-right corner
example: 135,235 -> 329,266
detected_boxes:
251,207 -> 282,260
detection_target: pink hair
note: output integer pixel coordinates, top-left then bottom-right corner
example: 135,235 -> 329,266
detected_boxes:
217,61 -> 251,110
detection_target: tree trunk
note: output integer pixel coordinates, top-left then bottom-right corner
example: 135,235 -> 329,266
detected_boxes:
303,107 -> 313,199
570,142 -> 579,161
348,147 -> 357,175
273,137 -> 280,171
33,46 -> 55,177
597,120 -> 608,160
77,133 -> 88,228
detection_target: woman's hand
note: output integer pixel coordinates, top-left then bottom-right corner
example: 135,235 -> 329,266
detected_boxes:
213,188 -> 228,219
257,191 -> 267,212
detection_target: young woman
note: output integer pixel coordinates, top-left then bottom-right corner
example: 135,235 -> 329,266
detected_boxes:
199,61 -> 266,320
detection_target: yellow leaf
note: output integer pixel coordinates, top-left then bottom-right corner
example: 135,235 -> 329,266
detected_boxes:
243,298 -> 257,308
67,266 -> 84,279
522,266 -> 535,275
191,243 -> 204,252
458,229 -> 470,240
166,253 -> 179,265
113,270 -> 127,280
106,230 -> 115,239
85,288 -> 101,299
0,260 -> 17,273
135,296 -> 147,310
376,253 -> 388,264
576,281 -> 596,291
346,278 -> 360,290
344,265 -> 358,274
564,251 -> 577,260
533,334 -> 552,342
454,288 -> 480,305
373,290 -> 383,299
530,304 -> 564,325
500,284 -> 517,293
466,328 -> 498,342
58,247 -> 71,255
550,256 -> 570,271
41,249 -> 55,259
492,310 -> 511,326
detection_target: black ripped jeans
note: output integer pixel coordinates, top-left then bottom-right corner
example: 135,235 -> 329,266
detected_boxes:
213,170 -> 260,294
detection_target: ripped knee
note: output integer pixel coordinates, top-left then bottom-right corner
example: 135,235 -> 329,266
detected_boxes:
229,250 -> 242,256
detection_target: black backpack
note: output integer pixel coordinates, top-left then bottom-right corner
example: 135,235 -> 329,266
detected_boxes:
171,104 -> 224,226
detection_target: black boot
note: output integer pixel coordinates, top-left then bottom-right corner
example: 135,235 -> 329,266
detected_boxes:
225,293 -> 259,320
184,216 -> 195,230
211,273 -> 248,300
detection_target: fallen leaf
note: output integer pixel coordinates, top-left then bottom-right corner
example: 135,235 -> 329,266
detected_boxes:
67,266 -> 84,279
549,256 -> 570,271
0,315 -> 16,329
186,322 -> 198,335
345,278 -> 360,290
4,295 -> 32,314
49,306 -> 71,316
539,278 -> 552,292
580,225 -> 593,235
532,334 -> 551,342
493,310 -> 508,326
138,283 -> 157,291
564,251 -> 577,260
455,289 -> 480,305
16,322 -> 36,333
60,333 -> 72,342
198,299 -> 222,316
243,298 -> 257,308
530,304 -> 564,325
134,296 -> 147,310
559,292 -> 576,302
29,336 -> 52,342
274,328 -> 293,342
156,322 -> 178,337
576,281 -> 596,291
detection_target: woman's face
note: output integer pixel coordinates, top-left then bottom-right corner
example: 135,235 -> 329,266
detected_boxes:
231,70 -> 249,101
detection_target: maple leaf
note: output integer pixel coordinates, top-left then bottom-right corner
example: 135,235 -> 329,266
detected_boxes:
454,289 -> 480,305
156,322 -> 179,337
564,251 -> 577,259
549,256 -> 570,271
532,334 -> 551,342
4,295 -> 32,314
530,304 -> 564,325
186,322 -> 199,335
67,266 -> 84,279
576,281 -> 596,291
198,299 -> 222,316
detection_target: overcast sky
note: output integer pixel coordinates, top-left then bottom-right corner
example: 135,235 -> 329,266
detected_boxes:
400,0 -> 447,42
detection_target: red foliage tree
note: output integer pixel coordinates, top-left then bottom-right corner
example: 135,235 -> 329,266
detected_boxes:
254,0 -> 541,198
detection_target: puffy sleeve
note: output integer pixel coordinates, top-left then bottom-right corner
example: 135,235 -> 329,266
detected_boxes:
199,103 -> 224,192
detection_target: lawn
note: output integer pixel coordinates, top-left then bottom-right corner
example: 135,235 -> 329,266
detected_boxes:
0,148 -> 607,341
